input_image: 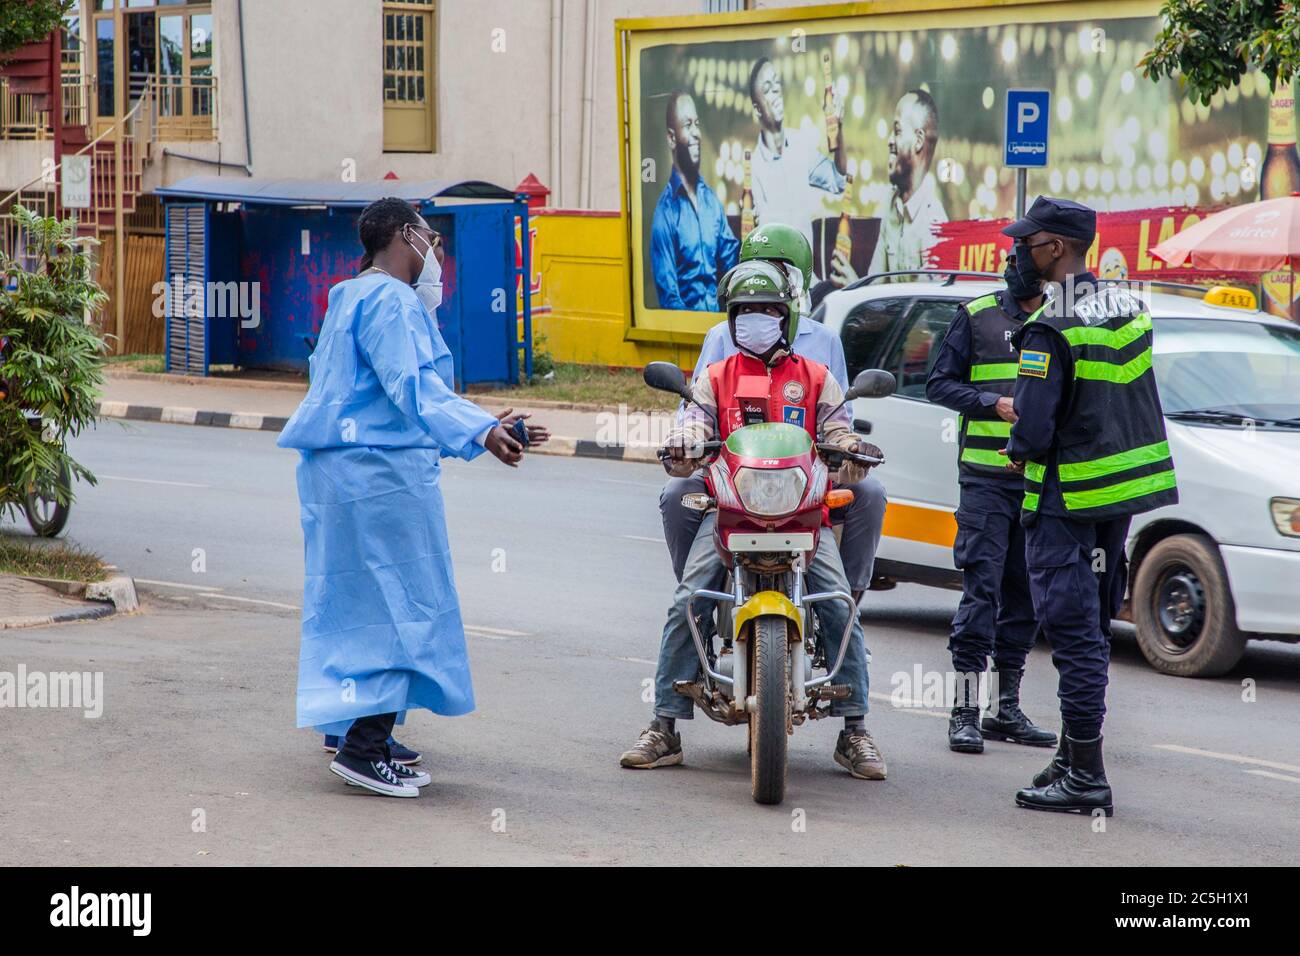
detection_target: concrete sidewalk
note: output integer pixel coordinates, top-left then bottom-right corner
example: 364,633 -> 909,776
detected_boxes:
0,574 -> 114,628
98,370 -> 671,463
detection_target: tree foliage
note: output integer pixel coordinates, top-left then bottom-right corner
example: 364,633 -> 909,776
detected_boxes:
0,206 -> 108,513
0,0 -> 75,57
1141,1 -> 1300,103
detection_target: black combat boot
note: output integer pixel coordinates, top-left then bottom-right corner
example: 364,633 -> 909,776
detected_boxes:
948,705 -> 983,753
981,668 -> 1058,747
947,673 -> 984,753
1032,734 -> 1069,787
1015,735 -> 1114,816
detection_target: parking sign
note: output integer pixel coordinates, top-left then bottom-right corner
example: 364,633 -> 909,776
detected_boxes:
1004,89 -> 1050,168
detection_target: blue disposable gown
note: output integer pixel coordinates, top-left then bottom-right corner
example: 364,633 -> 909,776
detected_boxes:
278,272 -> 500,735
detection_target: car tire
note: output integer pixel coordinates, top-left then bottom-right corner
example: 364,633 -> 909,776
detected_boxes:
1132,533 -> 1246,678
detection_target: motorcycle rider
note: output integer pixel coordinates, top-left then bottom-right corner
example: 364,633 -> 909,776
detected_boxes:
620,259 -> 886,780
660,223 -> 887,606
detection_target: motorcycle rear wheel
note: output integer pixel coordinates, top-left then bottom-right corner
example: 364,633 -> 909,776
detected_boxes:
24,459 -> 71,538
749,614 -> 790,805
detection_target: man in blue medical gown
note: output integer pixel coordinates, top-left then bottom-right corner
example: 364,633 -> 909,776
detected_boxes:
279,198 -> 548,798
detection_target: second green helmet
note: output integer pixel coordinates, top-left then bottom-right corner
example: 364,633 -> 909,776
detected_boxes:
740,222 -> 813,298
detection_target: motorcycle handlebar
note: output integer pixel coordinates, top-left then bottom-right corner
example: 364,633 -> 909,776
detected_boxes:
816,441 -> 884,467
656,440 -> 724,462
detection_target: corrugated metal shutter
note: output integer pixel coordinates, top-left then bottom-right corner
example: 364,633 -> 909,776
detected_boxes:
163,202 -> 208,375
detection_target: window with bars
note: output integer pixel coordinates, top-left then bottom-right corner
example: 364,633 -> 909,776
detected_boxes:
383,0 -> 435,152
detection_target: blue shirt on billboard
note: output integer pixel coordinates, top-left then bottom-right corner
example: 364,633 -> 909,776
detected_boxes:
650,167 -> 740,311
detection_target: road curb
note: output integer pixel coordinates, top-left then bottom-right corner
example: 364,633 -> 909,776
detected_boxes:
16,572 -> 139,615
99,401 -> 289,432
97,402 -> 662,463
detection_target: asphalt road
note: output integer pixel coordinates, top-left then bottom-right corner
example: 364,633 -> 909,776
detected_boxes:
2,419 -> 1298,865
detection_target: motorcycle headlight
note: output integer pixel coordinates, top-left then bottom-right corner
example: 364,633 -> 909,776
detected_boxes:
733,467 -> 807,517
1269,497 -> 1300,538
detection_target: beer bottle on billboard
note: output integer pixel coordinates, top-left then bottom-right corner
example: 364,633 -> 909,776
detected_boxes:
1260,78 -> 1300,319
836,173 -> 855,263
822,50 -> 839,152
741,149 -> 755,240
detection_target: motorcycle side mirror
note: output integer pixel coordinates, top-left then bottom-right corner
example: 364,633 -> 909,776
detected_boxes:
846,368 -> 897,401
643,361 -> 690,399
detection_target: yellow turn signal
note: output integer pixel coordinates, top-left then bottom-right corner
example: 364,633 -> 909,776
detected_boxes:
826,488 -> 855,509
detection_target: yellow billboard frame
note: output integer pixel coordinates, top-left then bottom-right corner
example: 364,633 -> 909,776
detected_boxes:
614,0 -> 1159,345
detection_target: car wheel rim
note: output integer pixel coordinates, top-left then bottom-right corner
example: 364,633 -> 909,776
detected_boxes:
1155,567 -> 1205,652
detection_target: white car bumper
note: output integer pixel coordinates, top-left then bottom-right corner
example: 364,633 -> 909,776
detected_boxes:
1220,544 -> 1300,636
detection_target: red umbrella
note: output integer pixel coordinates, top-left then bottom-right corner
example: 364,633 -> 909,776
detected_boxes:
1151,193 -> 1300,271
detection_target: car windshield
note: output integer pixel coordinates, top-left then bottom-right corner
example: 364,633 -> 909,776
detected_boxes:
1154,318 -> 1300,421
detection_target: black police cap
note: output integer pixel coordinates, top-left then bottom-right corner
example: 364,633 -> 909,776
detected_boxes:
1002,196 -> 1097,242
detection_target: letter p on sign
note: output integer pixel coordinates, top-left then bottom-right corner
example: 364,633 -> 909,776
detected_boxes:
1017,101 -> 1039,132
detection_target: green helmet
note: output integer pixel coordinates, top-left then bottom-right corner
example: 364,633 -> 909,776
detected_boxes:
740,222 -> 813,300
716,259 -> 799,363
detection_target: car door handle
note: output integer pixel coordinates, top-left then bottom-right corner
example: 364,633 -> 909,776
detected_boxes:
853,418 -> 872,435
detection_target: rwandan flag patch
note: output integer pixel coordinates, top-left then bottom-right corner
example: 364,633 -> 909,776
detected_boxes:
1018,350 -> 1050,378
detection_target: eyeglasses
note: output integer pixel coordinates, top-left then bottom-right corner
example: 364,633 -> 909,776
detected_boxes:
1015,239 -> 1055,251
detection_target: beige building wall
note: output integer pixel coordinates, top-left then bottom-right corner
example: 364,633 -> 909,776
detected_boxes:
152,0 -> 827,207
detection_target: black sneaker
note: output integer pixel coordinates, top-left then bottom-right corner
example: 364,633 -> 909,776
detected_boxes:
329,753 -> 419,797
385,760 -> 431,788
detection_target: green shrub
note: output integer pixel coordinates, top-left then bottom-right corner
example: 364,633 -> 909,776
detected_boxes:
0,206 -> 108,512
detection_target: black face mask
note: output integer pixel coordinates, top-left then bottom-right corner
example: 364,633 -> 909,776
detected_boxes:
1010,250 -> 1044,300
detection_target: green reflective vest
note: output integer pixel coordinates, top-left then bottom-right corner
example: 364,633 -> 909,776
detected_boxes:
957,291 -> 1023,480
1013,284 -> 1178,521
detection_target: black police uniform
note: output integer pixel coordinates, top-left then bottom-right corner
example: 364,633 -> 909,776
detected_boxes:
925,287 -> 1055,752
1003,197 -> 1178,815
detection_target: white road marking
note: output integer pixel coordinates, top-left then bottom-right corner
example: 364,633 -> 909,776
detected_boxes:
1243,770 -> 1300,785
1154,744 -> 1300,776
869,691 -> 949,718
621,535 -> 662,543
100,475 -> 210,488
136,578 -> 221,592
591,477 -> 662,489
464,625 -> 529,638
612,656 -> 657,666
207,594 -> 302,611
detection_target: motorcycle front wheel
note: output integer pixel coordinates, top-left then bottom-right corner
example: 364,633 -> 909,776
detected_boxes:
24,459 -> 72,538
749,614 -> 791,805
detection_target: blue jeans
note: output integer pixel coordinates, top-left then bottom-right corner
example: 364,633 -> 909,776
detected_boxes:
653,511 -> 871,720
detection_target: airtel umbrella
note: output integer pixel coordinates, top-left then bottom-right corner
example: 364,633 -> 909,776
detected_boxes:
1151,193 -> 1300,271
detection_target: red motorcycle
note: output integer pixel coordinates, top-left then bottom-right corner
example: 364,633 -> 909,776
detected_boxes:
645,362 -> 895,804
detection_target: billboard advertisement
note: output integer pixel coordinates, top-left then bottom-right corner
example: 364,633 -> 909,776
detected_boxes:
619,0 -> 1300,340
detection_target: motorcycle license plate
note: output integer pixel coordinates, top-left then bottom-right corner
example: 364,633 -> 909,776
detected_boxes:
728,532 -> 815,553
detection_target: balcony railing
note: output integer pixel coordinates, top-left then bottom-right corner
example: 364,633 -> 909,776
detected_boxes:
1,58 -> 215,142
146,73 -> 219,142
0,77 -> 46,140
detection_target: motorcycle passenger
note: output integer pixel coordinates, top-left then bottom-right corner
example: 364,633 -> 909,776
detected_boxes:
620,260 -> 886,780
659,223 -> 887,606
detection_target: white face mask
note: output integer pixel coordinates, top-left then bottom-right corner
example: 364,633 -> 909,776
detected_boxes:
734,309 -> 783,357
406,227 -> 443,311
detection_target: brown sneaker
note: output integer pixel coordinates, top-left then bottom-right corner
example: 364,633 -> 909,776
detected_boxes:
835,727 -> 887,780
619,722 -> 684,769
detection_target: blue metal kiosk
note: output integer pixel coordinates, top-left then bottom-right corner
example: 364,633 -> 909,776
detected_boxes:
154,177 -> 533,387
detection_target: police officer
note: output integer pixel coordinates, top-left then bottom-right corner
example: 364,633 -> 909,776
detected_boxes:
925,254 -> 1057,754
1003,197 -> 1178,816
660,223 -> 888,605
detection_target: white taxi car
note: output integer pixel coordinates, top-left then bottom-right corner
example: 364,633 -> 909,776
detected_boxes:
813,273 -> 1300,678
